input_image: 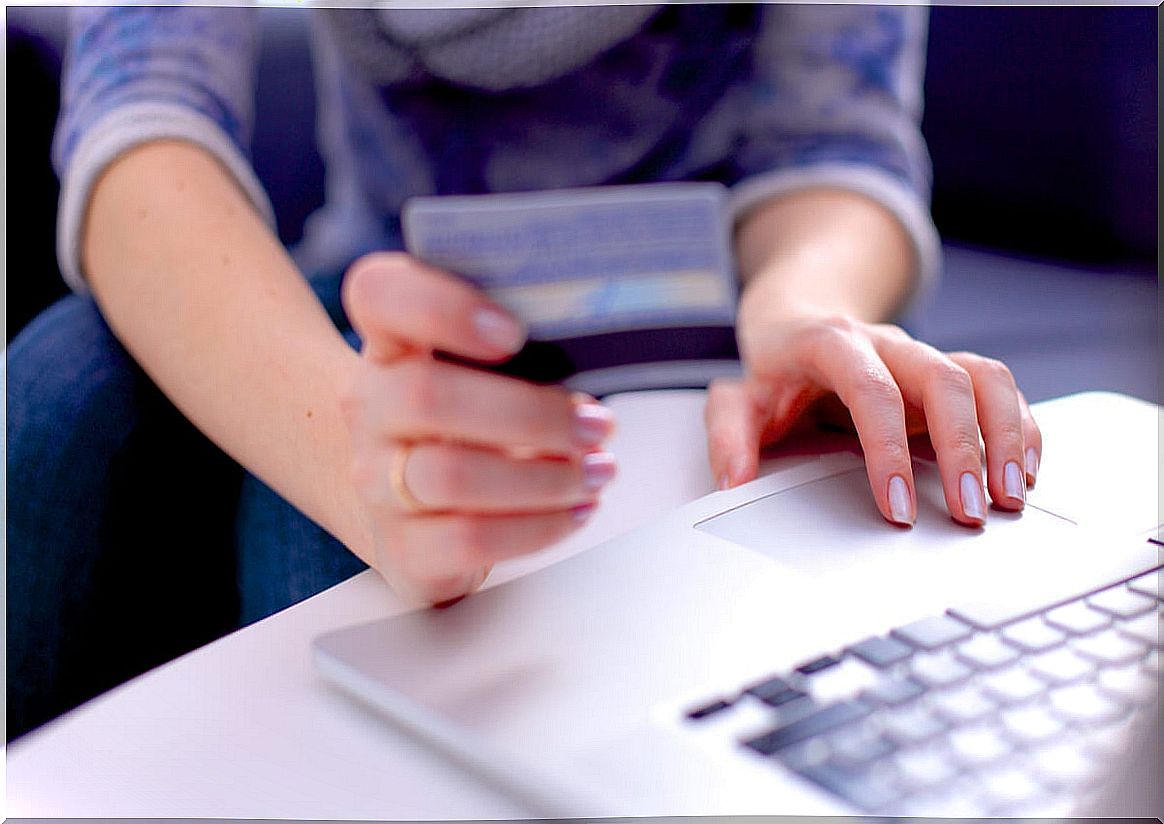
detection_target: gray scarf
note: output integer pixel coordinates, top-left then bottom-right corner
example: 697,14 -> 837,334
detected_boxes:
321,6 -> 663,91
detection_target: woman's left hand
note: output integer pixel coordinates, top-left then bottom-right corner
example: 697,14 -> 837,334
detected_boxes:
705,311 -> 1041,527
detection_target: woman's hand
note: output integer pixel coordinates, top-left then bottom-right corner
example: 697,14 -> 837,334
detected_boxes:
706,310 -> 1041,527
340,253 -> 616,605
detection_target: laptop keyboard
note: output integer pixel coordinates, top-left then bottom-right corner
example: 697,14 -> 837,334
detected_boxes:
681,566 -> 1162,816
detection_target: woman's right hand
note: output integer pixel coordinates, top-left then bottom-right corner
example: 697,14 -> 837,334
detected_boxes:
340,253 -> 617,606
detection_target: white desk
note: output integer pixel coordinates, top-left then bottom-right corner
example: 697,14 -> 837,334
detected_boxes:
7,391 -> 1159,818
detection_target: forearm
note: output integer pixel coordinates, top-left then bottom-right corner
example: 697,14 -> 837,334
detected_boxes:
83,140 -> 372,561
734,188 -> 917,349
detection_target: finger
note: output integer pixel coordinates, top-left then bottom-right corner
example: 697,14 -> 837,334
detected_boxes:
351,358 -> 615,455
1016,389 -> 1043,486
356,442 -> 616,514
705,378 -> 764,490
379,507 -> 595,605
873,329 -> 987,526
948,352 -> 1027,510
794,320 -> 916,526
341,251 -> 526,365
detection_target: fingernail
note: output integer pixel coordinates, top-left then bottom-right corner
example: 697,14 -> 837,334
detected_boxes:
718,473 -> 731,492
571,502 -> 597,523
472,307 -> 525,352
888,474 -> 913,525
574,403 -> 615,447
1025,447 -> 1039,485
960,471 -> 986,523
582,451 -> 617,491
1004,460 -> 1025,503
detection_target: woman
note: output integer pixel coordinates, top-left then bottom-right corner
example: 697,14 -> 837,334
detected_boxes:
9,4 -> 1039,735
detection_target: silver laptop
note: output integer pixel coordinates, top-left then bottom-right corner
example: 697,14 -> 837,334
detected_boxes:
314,393 -> 1161,818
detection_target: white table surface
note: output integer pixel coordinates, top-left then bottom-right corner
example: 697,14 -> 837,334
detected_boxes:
6,391 -> 1159,819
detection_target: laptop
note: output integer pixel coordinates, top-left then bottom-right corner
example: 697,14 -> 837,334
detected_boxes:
313,389 -> 1160,818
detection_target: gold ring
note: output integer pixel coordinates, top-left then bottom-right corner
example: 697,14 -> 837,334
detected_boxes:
389,442 -> 428,513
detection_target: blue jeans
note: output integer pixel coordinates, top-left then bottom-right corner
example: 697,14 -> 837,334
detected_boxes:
6,273 -> 366,740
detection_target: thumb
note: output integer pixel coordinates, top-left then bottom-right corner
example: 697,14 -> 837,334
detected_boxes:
704,377 -> 765,490
342,252 -> 526,366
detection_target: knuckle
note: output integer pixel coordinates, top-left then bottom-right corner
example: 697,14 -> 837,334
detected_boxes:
928,361 -> 974,396
995,418 -> 1025,446
874,322 -> 912,343
944,429 -> 984,460
342,252 -> 415,310
818,314 -> 862,336
337,385 -> 364,430
980,357 -> 1016,387
855,366 -> 903,404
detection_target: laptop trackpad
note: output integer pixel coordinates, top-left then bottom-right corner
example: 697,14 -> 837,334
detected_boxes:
695,461 -> 1074,578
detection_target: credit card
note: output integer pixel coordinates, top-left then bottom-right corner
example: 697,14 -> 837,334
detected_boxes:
402,183 -> 738,343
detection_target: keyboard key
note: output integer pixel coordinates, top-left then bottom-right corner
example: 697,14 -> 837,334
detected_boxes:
948,602 -> 1034,631
745,676 -> 806,708
955,633 -> 1021,670
1028,741 -> 1103,788
892,615 -> 974,650
804,656 -> 881,704
1000,618 -> 1067,652
998,704 -> 1065,745
1086,587 -> 1156,619
978,666 -> 1048,704
1043,601 -> 1112,635
685,698 -> 732,721
861,675 -> 925,707
741,700 -> 871,755
1025,647 -> 1095,685
847,636 -> 912,668
1116,613 -> 1162,649
892,744 -> 960,790
827,725 -> 897,766
1096,662 -> 1157,705
909,651 -> 973,687
775,737 -> 831,770
947,723 -> 1013,767
877,704 -> 948,745
796,654 -> 842,675
793,761 -> 901,811
1071,627 -> 1149,665
1046,683 -> 1129,726
1127,570 -> 1162,600
929,684 -> 998,724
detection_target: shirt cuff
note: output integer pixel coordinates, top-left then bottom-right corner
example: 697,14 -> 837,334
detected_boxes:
727,164 -> 942,317
56,101 -> 276,293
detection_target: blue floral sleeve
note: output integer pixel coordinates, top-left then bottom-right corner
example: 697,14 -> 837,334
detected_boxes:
53,7 -> 272,291
729,5 -> 941,297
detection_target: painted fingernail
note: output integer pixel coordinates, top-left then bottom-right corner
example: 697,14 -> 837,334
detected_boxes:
1025,447 -> 1039,485
472,307 -> 525,352
582,451 -> 617,491
571,502 -> 597,523
960,471 -> 987,523
574,403 -> 615,447
888,475 -> 913,525
1004,460 -> 1026,504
